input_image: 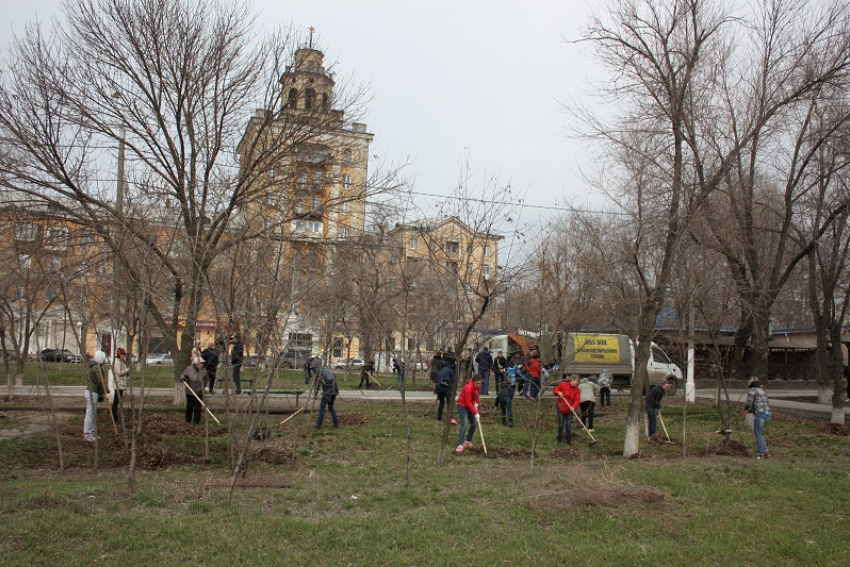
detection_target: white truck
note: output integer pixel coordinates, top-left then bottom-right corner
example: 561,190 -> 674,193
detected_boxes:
489,332 -> 682,390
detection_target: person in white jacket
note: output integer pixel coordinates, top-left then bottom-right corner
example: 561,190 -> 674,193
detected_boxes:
110,347 -> 130,424
597,369 -> 612,407
578,376 -> 600,431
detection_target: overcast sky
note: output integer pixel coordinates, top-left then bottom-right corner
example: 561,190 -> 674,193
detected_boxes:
1,1 -> 610,228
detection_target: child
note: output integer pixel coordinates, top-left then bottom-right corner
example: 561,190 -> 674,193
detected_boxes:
455,375 -> 483,452
553,374 -> 580,444
496,379 -> 514,427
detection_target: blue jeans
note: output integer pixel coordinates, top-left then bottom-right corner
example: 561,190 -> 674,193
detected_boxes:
521,371 -> 530,396
557,409 -> 573,442
457,406 -> 477,447
646,404 -> 658,437
316,394 -> 338,428
754,411 -> 771,455
528,377 -> 541,399
479,368 -> 490,395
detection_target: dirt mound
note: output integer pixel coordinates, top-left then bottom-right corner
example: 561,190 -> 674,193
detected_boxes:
703,439 -> 750,457
140,413 -> 228,438
338,413 -> 366,425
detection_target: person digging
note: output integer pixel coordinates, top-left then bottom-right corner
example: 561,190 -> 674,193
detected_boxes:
553,374 -> 580,444
645,382 -> 672,440
455,374 -> 482,452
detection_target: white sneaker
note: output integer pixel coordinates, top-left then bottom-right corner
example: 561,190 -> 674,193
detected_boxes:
588,429 -> 594,432
455,445 -> 464,453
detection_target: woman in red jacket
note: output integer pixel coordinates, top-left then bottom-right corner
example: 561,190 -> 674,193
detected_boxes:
553,374 -> 580,444
455,374 -> 483,453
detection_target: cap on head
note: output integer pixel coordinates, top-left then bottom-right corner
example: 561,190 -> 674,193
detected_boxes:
192,356 -> 203,366
94,351 -> 107,364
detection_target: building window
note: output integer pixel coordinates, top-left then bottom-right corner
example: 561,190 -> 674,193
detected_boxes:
339,226 -> 348,238
428,241 -> 437,251
15,222 -> 37,242
409,237 -> 418,250
467,243 -> 474,254
446,240 -> 459,255
341,201 -> 349,214
343,149 -> 352,163
46,226 -> 69,250
482,264 -> 491,277
312,196 -> 322,211
343,174 -> 351,189
466,263 -> 474,274
304,88 -> 315,110
332,338 -> 344,358
483,245 -> 491,257
292,220 -> 322,234
295,196 -> 306,214
18,254 -> 31,271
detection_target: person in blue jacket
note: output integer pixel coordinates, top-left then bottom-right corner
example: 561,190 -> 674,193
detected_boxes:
312,359 -> 339,429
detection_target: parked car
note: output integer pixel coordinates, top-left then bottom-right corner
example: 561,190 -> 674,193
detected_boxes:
40,348 -> 83,363
331,358 -> 364,369
0,350 -> 21,361
279,350 -> 312,369
145,353 -> 173,365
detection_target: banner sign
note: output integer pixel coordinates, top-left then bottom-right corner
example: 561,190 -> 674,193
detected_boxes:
573,335 -> 620,363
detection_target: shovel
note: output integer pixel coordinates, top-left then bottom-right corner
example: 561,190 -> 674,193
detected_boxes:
183,381 -> 221,425
715,408 -> 748,434
476,414 -> 497,459
657,412 -> 675,444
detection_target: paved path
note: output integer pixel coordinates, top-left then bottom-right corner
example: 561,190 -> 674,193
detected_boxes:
5,385 -> 849,422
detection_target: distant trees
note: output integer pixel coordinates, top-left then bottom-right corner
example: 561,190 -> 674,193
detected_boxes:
571,0 -> 850,457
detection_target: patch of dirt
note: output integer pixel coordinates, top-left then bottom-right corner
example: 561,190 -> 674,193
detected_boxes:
649,435 -> 678,446
338,413 -> 366,426
821,423 -> 850,436
526,466 -> 665,512
702,439 -> 750,457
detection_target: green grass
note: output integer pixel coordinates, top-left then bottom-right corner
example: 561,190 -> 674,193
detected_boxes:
10,361 -> 430,392
0,396 -> 848,566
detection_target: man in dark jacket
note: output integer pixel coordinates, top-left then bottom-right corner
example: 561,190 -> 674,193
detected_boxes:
312,359 -> 340,429
645,382 -> 671,439
475,346 -> 494,395
435,353 -> 456,422
230,334 -> 244,395
201,340 -> 219,394
493,350 -> 508,390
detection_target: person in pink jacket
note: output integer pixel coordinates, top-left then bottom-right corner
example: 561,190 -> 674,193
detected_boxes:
455,375 -> 483,453
553,374 -> 580,444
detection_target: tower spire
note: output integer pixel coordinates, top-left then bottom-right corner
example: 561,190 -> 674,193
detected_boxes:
308,26 -> 315,49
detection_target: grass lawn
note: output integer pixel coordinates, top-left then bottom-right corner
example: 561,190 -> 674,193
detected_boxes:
10,361 -> 429,392
0,393 -> 848,566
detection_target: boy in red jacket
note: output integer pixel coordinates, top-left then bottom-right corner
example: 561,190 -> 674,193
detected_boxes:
553,374 -> 580,444
455,375 -> 483,452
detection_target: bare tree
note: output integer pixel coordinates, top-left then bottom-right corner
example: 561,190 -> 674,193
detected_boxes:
0,0 -> 372,385
574,0 -> 850,457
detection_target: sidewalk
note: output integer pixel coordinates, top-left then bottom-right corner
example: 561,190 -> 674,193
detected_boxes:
5,385 -> 849,422
694,388 -> 850,421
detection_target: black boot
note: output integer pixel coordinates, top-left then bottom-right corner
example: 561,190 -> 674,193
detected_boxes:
502,417 -> 507,426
